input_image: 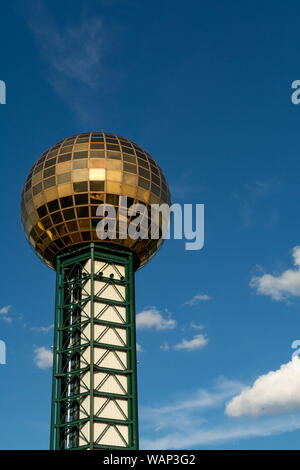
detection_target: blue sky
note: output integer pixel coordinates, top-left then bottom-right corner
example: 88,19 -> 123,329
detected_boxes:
2,0 -> 300,450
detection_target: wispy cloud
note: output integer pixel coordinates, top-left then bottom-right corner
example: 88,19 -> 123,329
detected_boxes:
137,343 -> 143,353
0,305 -> 12,323
136,308 -> 176,330
140,377 -> 300,449
25,5 -> 106,123
226,357 -> 300,417
245,179 -> 281,198
234,178 -> 281,229
142,379 -> 241,419
170,170 -> 202,199
190,321 -> 204,330
184,294 -> 211,306
141,414 -> 300,449
27,8 -> 103,89
250,246 -> 300,301
33,346 -> 53,369
30,324 -> 54,333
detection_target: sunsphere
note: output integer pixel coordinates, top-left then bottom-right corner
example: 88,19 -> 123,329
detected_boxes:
20,132 -> 171,269
20,132 -> 171,450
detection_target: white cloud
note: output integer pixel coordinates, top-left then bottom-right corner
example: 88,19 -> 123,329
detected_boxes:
250,246 -> 300,301
293,246 -> 300,266
161,334 -> 208,352
185,294 -> 211,306
226,357 -> 300,417
30,324 -> 54,333
33,346 -> 53,369
136,308 -> 176,330
0,305 -> 12,323
136,343 -> 143,352
173,334 -> 208,351
0,305 -> 11,315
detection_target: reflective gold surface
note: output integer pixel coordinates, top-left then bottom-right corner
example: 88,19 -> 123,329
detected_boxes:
20,132 -> 171,269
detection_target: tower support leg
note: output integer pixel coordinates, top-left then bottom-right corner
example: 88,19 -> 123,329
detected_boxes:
50,243 -> 139,450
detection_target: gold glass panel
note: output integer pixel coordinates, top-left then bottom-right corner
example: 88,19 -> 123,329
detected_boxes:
57,173 -> 71,184
107,182 -> 121,194
32,172 -> 42,185
90,150 -> 104,158
123,173 -> 137,185
149,194 -> 160,204
45,187 -> 59,202
89,159 -> 106,168
72,169 -> 89,182
107,170 -> 122,182
58,183 -> 73,197
78,219 -> 90,229
136,187 -> 150,203
73,160 -> 88,169
24,218 -> 33,233
89,168 -> 106,181
73,143 -> 89,151
25,200 -> 35,214
106,160 -> 122,171
29,211 -> 39,225
56,162 -> 72,174
33,193 -> 46,209
121,184 -> 136,198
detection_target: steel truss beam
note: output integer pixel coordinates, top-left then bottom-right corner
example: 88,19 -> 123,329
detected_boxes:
50,243 -> 139,450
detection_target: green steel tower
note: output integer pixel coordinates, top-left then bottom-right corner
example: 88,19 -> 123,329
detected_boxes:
20,132 -> 171,450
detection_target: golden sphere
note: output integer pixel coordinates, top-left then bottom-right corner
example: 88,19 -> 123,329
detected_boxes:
20,132 -> 171,270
